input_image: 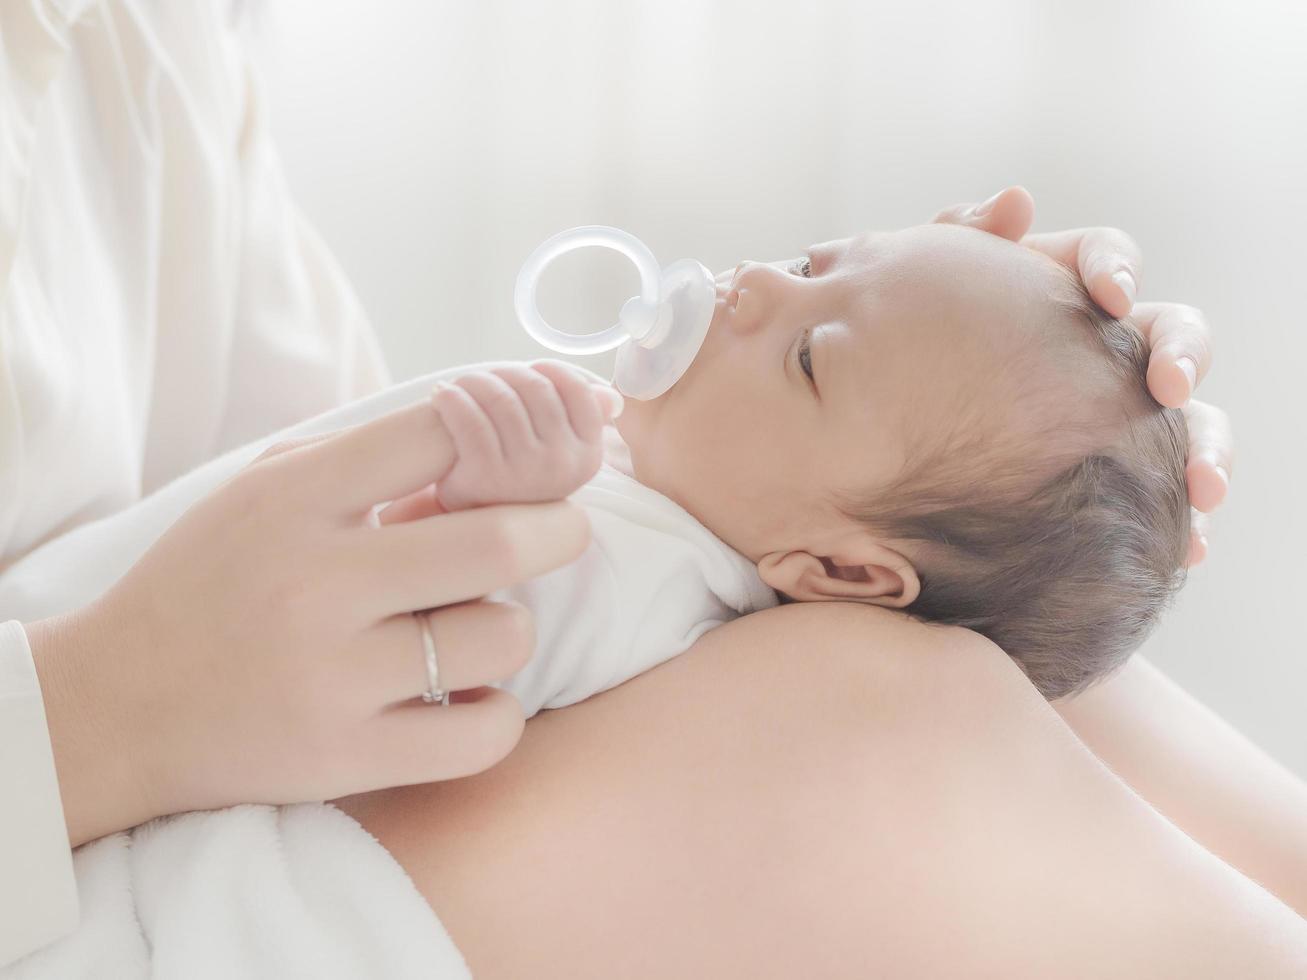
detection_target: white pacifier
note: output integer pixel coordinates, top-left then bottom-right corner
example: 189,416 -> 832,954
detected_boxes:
514,225 -> 715,400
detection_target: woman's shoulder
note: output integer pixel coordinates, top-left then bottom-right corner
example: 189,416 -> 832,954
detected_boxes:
706,600 -> 1036,701
734,599 -> 998,654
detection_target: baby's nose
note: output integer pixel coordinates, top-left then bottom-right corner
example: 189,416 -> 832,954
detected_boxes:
725,262 -> 762,308
731,260 -> 765,288
725,261 -> 787,334
731,259 -> 796,304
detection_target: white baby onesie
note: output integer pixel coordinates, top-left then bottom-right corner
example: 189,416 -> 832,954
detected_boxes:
489,424 -> 780,717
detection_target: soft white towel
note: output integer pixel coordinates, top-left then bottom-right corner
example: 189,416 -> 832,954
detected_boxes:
3,803 -> 469,980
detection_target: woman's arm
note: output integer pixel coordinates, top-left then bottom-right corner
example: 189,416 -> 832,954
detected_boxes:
1055,654 -> 1307,917
337,603 -> 1307,979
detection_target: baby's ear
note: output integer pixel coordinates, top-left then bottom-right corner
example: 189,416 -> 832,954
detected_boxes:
756,546 -> 920,607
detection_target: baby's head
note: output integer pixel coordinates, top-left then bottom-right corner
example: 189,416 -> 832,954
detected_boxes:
615,222 -> 1189,700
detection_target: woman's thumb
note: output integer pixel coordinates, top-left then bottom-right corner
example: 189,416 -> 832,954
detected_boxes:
931,185 -> 1035,243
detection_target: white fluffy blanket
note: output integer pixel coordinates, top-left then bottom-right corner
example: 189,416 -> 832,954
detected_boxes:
4,804 -> 469,979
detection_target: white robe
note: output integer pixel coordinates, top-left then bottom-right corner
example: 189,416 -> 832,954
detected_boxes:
1,0 -> 387,964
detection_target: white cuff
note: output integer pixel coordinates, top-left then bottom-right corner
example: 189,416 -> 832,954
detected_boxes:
0,619 -> 78,966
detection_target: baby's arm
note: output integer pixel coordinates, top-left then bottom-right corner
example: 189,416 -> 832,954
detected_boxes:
428,360 -> 623,513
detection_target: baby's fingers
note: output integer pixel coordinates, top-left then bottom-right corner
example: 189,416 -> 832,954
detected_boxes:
432,381 -> 503,463
529,359 -> 623,442
487,364 -> 571,444
448,371 -> 535,456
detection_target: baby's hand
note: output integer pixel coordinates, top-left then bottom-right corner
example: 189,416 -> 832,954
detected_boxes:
430,360 -> 624,512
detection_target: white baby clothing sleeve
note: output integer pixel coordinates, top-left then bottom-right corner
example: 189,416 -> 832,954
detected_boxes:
491,454 -> 780,718
0,621 -> 78,967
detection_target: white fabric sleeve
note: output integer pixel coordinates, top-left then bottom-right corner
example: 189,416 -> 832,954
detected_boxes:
0,621 -> 77,967
211,33 -> 392,456
0,1 -> 82,966
0,0 -> 65,290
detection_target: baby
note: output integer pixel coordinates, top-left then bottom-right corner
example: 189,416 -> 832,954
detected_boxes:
432,221 -> 1189,703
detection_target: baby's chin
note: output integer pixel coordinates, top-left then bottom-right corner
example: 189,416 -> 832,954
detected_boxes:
612,388 -> 671,486
612,394 -> 649,452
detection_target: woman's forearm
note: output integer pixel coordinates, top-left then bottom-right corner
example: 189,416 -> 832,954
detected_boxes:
1055,654 -> 1307,917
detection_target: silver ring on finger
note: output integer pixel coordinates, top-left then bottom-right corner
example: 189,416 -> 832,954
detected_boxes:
414,610 -> 451,707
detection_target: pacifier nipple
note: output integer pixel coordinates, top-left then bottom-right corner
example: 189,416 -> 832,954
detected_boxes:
514,225 -> 715,400
619,294 -> 674,348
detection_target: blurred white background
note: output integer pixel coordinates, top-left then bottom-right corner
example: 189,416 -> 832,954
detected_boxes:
250,0 -> 1306,775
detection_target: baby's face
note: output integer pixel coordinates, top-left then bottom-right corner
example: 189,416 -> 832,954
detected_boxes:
615,222 -> 1071,572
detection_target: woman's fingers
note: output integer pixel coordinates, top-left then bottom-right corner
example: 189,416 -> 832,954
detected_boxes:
939,199 -> 1207,404
351,599 -> 535,705
1187,509 -> 1212,567
352,499 -> 592,616
270,400 -> 456,517
934,188 -> 1144,319
932,185 -> 1036,244
1132,301 -> 1213,408
251,431 -> 338,463
1182,398 -> 1233,512
358,687 -> 528,786
936,194 -> 1228,561
1019,226 -> 1144,319
376,483 -> 445,524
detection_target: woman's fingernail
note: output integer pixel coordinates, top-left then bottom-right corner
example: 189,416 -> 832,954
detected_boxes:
971,190 -> 1003,218
1175,355 -> 1198,392
1110,268 -> 1136,308
1196,451 -> 1229,504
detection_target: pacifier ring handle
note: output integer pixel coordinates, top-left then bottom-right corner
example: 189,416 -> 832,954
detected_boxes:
514,225 -> 665,355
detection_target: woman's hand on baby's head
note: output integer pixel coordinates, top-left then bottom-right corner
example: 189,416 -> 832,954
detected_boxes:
934,185 -> 1231,566
430,360 -> 623,512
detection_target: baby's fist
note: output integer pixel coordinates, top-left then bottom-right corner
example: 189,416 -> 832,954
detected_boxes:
431,361 -> 623,511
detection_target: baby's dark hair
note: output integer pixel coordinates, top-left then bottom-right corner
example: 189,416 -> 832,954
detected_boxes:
829,268 -> 1189,700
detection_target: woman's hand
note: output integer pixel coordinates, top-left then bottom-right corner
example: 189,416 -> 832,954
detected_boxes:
934,186 -> 1232,565
27,398 -> 592,847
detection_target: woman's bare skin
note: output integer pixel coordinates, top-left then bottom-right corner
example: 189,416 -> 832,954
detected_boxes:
336,602 -> 1307,978
1054,653 -> 1307,918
